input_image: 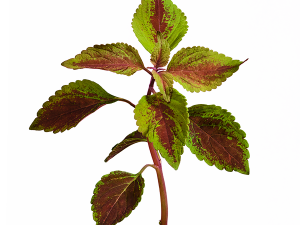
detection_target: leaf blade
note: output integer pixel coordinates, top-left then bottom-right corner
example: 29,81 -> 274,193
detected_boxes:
91,171 -> 145,225
186,104 -> 250,175
61,43 -> 145,76
29,79 -> 120,133
167,46 -> 247,92
105,131 -> 147,162
152,70 -> 173,102
150,31 -> 171,68
132,0 -> 188,53
134,89 -> 189,170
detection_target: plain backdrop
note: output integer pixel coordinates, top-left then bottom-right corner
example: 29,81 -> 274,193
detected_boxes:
4,0 -> 300,225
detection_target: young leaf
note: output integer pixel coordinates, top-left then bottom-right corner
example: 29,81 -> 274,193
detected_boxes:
150,31 -> 170,68
91,171 -> 145,225
132,0 -> 188,53
61,43 -> 145,76
167,46 -> 248,92
29,79 -> 122,133
134,89 -> 189,170
105,130 -> 147,162
152,70 -> 173,102
186,104 -> 250,175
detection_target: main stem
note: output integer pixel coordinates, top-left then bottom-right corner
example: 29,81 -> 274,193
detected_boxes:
146,76 -> 168,225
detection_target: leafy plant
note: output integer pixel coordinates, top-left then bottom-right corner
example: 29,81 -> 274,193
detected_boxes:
29,0 -> 250,224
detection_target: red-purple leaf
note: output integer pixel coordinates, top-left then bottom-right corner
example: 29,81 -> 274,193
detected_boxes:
61,43 -> 145,76
91,171 -> 145,225
167,46 -> 248,92
105,130 -> 147,162
186,104 -> 250,175
29,80 -> 121,133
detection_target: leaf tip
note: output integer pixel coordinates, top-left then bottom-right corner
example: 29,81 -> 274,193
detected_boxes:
61,58 -> 79,70
240,58 -> 249,65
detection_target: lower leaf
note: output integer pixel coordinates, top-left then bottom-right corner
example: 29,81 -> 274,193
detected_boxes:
186,104 -> 250,175
105,130 -> 147,162
91,171 -> 145,225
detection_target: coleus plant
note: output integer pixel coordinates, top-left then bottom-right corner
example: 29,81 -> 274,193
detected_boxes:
29,0 -> 250,224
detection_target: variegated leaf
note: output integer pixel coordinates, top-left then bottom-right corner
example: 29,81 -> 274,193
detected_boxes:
61,43 -> 145,76
91,171 -> 145,225
134,89 -> 189,170
29,80 -> 122,133
132,0 -> 188,53
167,46 -> 248,92
186,104 -> 250,175
150,31 -> 170,68
105,130 -> 147,162
152,70 -> 173,102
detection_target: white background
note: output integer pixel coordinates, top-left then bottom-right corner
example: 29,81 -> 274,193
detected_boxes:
4,0 -> 300,225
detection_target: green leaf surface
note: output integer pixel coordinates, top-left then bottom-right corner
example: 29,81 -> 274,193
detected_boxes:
91,171 -> 145,225
152,70 -> 173,102
105,130 -> 147,162
61,43 -> 145,76
29,80 -> 120,133
167,46 -> 247,92
132,0 -> 188,53
134,89 -> 189,170
150,31 -> 170,68
186,104 -> 250,175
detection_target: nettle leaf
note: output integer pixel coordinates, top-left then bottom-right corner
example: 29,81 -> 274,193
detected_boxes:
132,0 -> 188,53
134,89 -> 189,170
29,80 -> 121,133
150,31 -> 170,68
167,46 -> 248,92
186,104 -> 250,175
91,171 -> 145,225
152,70 -> 173,102
105,130 -> 147,162
61,43 -> 145,76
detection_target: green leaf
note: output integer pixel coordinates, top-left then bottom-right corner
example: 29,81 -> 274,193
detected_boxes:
132,0 -> 188,53
105,130 -> 147,162
134,89 -> 189,170
152,70 -> 173,102
61,43 -> 145,76
167,46 -> 248,92
29,79 -> 121,133
186,104 -> 250,175
150,31 -> 171,68
91,170 -> 145,225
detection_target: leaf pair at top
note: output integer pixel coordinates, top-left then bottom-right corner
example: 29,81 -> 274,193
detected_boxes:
61,0 -> 247,104
61,41 -> 246,102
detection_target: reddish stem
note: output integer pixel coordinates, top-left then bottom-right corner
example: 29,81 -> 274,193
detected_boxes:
146,77 -> 168,225
147,140 -> 168,225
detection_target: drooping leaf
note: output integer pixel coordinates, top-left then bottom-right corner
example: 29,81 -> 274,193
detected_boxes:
152,70 -> 173,102
134,88 -> 189,170
61,43 -> 145,76
167,46 -> 248,92
186,104 -> 250,175
91,171 -> 145,225
29,79 -> 122,133
105,130 -> 147,162
132,0 -> 188,53
150,31 -> 170,68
